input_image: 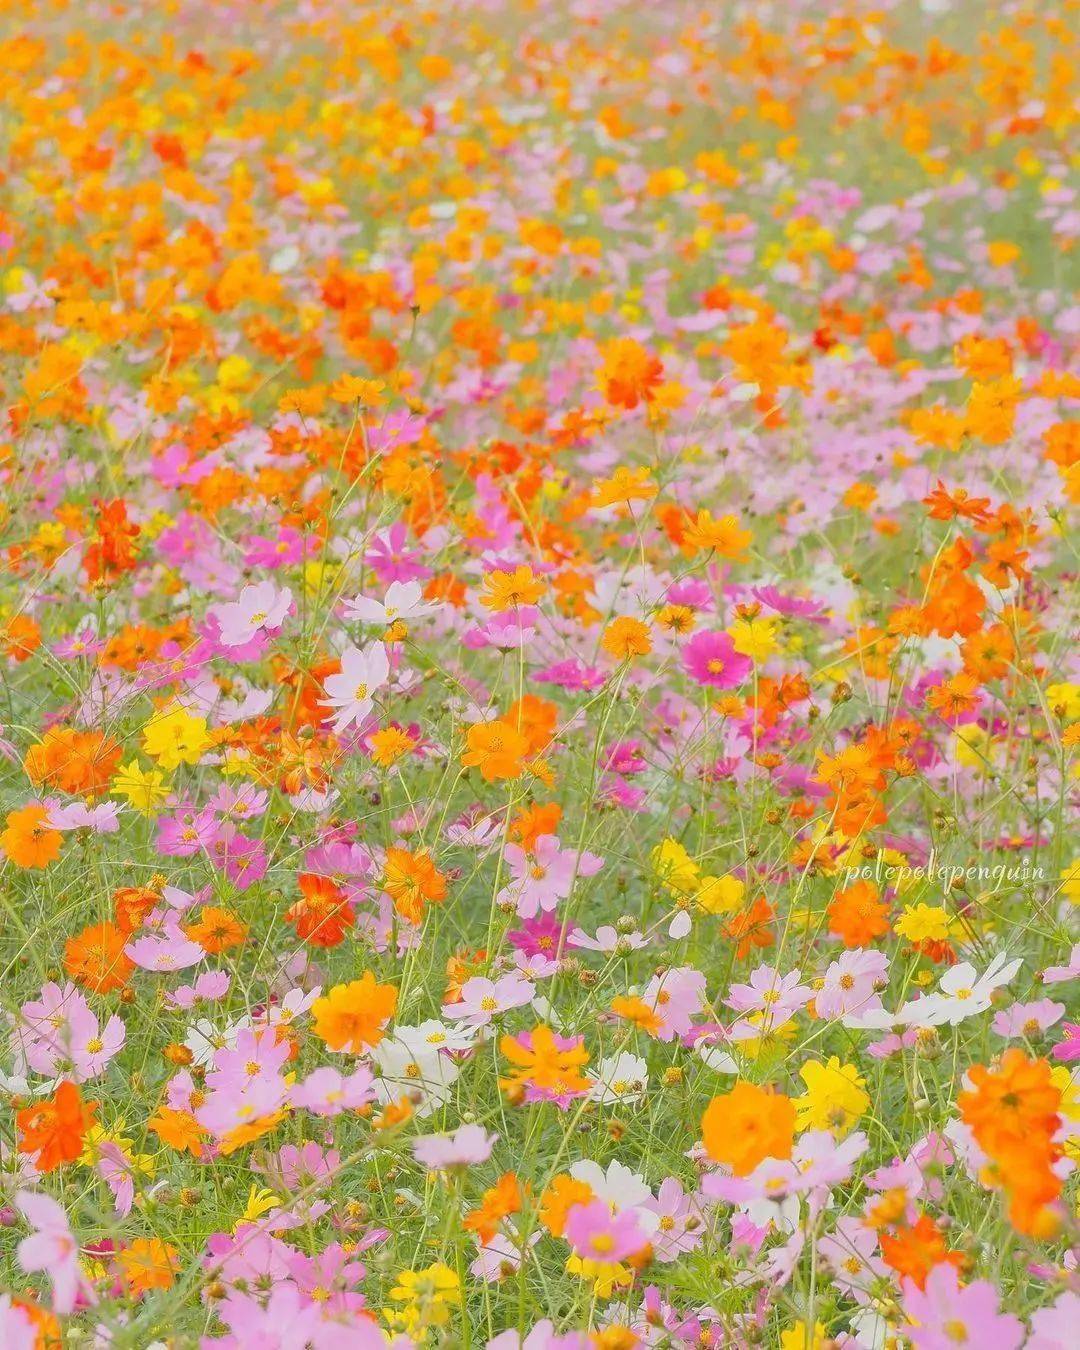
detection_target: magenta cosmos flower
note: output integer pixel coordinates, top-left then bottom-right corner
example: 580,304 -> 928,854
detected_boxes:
681,631 -> 751,687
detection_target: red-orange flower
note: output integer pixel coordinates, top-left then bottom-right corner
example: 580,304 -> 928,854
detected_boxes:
17,1080 -> 97,1172
285,873 -> 355,947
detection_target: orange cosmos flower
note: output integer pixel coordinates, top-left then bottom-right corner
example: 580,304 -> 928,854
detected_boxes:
311,973 -> 398,1053
185,906 -> 248,953
591,465 -> 658,508
82,497 -> 141,585
538,1174 -> 594,1236
965,376 -> 1021,445
479,565 -> 545,611
499,1024 -> 591,1099
680,510 -> 752,557
117,1238 -> 179,1295
724,895 -> 776,959
958,1049 -> 1062,1153
24,727 -> 123,798
507,694 -> 557,756
382,847 -> 448,924
601,615 -> 652,660
1,615 -> 42,663
701,1082 -> 795,1176
461,718 -> 529,782
463,1172 -> 524,1243
368,724 -> 417,768
827,880 -> 890,948
1,805 -> 62,869
148,1107 -> 209,1158
926,672 -> 980,719
445,948 -> 488,1004
64,921 -> 134,994
17,1080 -> 97,1172
610,995 -> 662,1036
597,337 -> 664,409
509,801 -> 562,851
113,885 -> 161,934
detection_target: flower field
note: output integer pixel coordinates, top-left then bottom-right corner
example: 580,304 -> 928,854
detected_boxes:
0,0 -> 1078,1345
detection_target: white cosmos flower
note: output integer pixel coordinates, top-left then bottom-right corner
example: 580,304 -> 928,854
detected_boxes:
372,1034 -> 460,1118
931,951 -> 1022,1026
589,1051 -> 649,1104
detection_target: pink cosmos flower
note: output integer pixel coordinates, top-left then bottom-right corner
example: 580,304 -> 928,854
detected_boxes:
13,981 -> 125,1082
125,921 -> 205,972
320,642 -> 390,732
487,1320 -> 588,1350
243,527 -> 307,570
507,915 -> 564,960
748,585 -> 828,621
156,806 -> 218,857
641,1178 -> 705,1261
44,800 -> 120,833
206,1028 -> 290,1093
16,1189 -> 94,1315
413,1124 -> 498,1169
867,1027 -> 919,1059
212,580 -> 292,647
705,1131 -> 868,1210
681,631 -> 751,688
534,659 -> 606,692
817,1215 -> 887,1303
1027,1291 -> 1080,1350
53,621 -> 102,661
471,1229 -> 541,1283
209,783 -> 269,823
443,974 -> 535,1027
564,1199 -> 648,1263
567,925 -> 647,954
0,1295 -> 36,1349
463,608 -> 540,651
902,1264 -> 1022,1350
814,949 -> 889,1020
286,1241 -> 369,1317
725,965 -> 813,1019
255,1143 -> 341,1194
202,1281 -> 388,1348
203,1223 -> 295,1294
497,835 -> 603,919
293,1066 -> 376,1117
640,966 -> 706,1041
512,950 -> 559,981
602,740 -> 647,775
1042,945 -> 1080,985
991,998 -> 1065,1040
210,825 -> 269,890
196,1075 -> 290,1140
166,970 -> 232,1011
97,1141 -> 136,1216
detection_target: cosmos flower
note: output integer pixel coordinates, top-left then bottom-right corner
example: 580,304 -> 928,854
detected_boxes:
320,643 -> 390,733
